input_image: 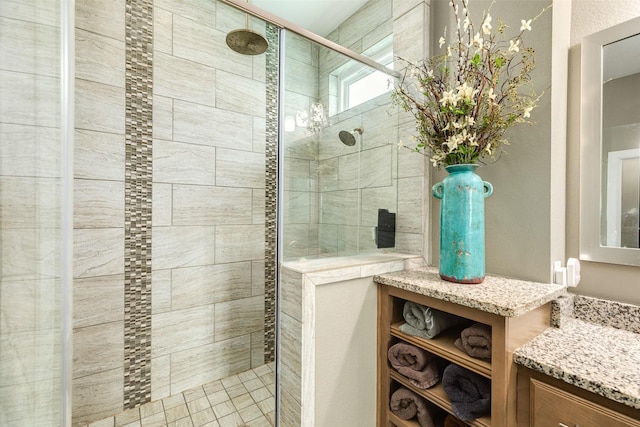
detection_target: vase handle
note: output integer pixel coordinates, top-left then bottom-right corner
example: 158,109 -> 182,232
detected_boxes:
483,181 -> 493,198
432,182 -> 444,199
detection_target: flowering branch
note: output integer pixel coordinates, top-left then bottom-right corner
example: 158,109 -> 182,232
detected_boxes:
392,0 -> 551,168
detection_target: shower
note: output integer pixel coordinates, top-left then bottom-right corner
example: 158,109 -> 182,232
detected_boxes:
225,1 -> 269,55
339,126 -> 364,146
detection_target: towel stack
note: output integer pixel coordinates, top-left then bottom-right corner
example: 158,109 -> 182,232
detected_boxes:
442,363 -> 491,421
387,342 -> 439,389
454,322 -> 492,360
399,301 -> 467,339
389,387 -> 435,427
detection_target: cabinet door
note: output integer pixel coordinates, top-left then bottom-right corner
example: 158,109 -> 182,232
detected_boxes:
530,379 -> 640,427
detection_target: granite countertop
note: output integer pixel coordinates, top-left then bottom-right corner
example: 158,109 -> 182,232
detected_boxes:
514,295 -> 640,410
373,266 -> 566,317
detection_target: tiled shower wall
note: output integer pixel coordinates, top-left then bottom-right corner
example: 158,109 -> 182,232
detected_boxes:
72,0 -> 269,425
0,4 -> 63,426
282,0 -> 427,259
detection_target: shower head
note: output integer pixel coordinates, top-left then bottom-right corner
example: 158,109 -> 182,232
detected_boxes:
338,127 -> 364,146
225,1 -> 268,55
226,29 -> 268,55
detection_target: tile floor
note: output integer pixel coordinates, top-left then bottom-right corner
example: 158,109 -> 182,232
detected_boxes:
83,363 -> 275,427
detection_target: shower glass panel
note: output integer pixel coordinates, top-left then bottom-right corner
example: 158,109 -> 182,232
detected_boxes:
0,1 -> 70,426
281,30 -> 399,260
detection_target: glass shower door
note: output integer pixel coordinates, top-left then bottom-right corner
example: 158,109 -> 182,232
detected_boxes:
0,1 -> 72,426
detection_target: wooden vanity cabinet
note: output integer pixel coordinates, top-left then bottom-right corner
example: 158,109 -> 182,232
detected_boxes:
377,284 -> 551,427
518,368 -> 640,427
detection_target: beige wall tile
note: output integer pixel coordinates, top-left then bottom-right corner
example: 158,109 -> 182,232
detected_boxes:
214,225 -> 265,264
75,28 -> 125,87
0,1 -> 59,26
75,0 -> 125,41
155,0 -> 217,29
153,139 -> 216,185
152,269 -> 172,315
151,355 -> 171,401
72,321 -> 124,378
73,179 -> 124,228
283,191 -> 311,224
74,129 -> 125,181
172,14 -> 252,78
152,183 -> 172,227
153,226 -> 216,269
153,7 -> 173,55
215,148 -> 265,188
1,177 -> 58,228
72,367 -> 124,426
154,51 -> 216,106
171,262 -> 252,310
215,70 -> 265,118
320,190 -> 359,225
170,335 -> 251,394
173,185 -> 252,226
0,228 -> 58,279
0,124 -> 60,178
0,278 -> 57,334
73,228 -> 124,278
73,274 -> 124,328
360,145 -> 393,188
153,95 -> 173,141
0,70 -> 58,127
0,329 -> 59,386
251,260 -> 265,297
214,296 -> 263,341
173,100 -> 253,151
0,16 -> 58,77
75,79 -> 125,134
151,305 -> 214,358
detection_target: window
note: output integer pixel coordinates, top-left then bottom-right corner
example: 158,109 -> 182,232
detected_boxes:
329,35 -> 393,116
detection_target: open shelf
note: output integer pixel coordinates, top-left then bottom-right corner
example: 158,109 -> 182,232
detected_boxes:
390,372 -> 491,427
390,321 -> 492,379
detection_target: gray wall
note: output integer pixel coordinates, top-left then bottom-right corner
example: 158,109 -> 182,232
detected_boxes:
429,0 -> 567,283
567,0 -> 640,304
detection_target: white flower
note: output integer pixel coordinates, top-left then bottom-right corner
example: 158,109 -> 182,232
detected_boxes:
446,134 -> 462,152
467,116 -> 476,126
509,39 -> 520,53
520,19 -> 532,31
427,69 -> 434,79
447,46 -> 453,57
463,17 -> 471,31
440,90 -> 458,106
397,140 -> 405,150
439,37 -> 446,48
485,87 -> 497,103
482,14 -> 492,35
523,105 -> 533,118
456,82 -> 476,101
471,33 -> 483,48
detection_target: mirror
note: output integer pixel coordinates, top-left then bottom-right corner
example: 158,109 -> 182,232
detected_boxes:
581,16 -> 640,266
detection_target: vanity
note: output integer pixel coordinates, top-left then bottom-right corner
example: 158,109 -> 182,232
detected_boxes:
374,268 -> 640,427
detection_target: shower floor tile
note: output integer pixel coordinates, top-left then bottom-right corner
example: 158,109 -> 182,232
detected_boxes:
83,363 -> 275,427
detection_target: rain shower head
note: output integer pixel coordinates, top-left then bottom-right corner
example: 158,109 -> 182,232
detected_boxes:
225,1 -> 268,55
338,127 -> 364,146
226,28 -> 268,55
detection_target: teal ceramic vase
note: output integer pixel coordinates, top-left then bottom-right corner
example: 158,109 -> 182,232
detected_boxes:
432,164 -> 493,284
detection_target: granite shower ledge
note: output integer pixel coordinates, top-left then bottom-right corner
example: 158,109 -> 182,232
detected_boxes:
373,267 -> 566,317
513,318 -> 640,409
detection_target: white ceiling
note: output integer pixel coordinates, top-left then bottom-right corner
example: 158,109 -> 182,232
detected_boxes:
251,0 -> 369,36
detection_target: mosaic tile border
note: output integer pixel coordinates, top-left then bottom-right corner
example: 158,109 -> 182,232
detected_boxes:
123,0 -> 153,408
264,23 -> 279,363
